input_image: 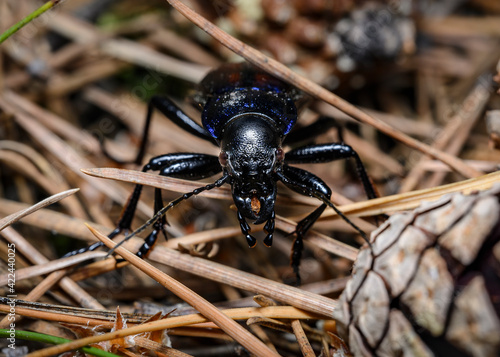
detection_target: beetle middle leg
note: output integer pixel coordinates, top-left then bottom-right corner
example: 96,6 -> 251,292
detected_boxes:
284,115 -> 345,146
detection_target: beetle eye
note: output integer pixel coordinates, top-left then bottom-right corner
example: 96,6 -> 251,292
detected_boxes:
275,148 -> 285,162
219,151 -> 228,166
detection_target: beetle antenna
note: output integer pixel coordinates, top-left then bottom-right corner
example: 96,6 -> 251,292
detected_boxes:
107,174 -> 230,257
316,193 -> 372,247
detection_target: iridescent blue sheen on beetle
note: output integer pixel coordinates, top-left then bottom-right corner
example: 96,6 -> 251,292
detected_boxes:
198,64 -> 299,141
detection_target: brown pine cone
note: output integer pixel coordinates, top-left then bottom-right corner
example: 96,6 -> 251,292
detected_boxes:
334,184 -> 500,356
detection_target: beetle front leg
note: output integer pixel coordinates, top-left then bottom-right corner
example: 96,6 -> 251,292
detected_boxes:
136,188 -> 167,259
135,153 -> 222,258
277,166 -> 333,284
285,142 -> 377,201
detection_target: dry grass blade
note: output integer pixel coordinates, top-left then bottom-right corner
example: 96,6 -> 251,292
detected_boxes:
81,167 -> 232,200
0,252 -> 106,286
291,320 -> 316,357
147,244 -> 340,317
26,225 -> 287,356
0,188 -> 79,231
0,198 -> 110,243
321,171 -> 500,219
164,0 -> 482,179
93,225 -> 279,357
0,300 -> 317,327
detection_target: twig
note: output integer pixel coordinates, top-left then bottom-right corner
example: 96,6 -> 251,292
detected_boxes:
147,243 -> 340,317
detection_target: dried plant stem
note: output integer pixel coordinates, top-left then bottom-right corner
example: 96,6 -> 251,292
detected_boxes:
0,188 -> 78,231
89,225 -> 279,357
321,170 -> 500,219
0,227 -> 103,309
0,300 -> 318,329
400,79 -> 492,192
291,320 -> 316,357
164,0 -> 482,179
147,244 -> 339,317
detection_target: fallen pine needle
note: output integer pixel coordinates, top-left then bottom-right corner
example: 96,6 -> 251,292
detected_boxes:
26,225 -> 282,357
0,188 -> 79,231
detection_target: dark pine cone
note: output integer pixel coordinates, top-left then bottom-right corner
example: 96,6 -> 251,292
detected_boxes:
334,184 -> 500,356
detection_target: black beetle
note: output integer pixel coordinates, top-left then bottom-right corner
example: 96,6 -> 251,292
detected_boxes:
71,62 -> 377,283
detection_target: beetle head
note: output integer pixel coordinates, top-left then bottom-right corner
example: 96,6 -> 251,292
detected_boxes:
219,114 -> 285,223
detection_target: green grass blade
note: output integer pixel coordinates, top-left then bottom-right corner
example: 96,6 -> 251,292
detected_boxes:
0,329 -> 121,357
0,0 -> 62,44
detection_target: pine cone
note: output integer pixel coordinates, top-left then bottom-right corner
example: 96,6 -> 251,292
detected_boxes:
334,184 -> 500,356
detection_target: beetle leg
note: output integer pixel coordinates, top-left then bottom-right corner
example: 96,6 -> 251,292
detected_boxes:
285,142 -> 377,201
284,115 -> 345,146
277,165 -> 370,284
146,96 -> 216,147
276,166 -> 333,284
100,95 -> 216,164
136,188 -> 167,259
278,165 -> 367,238
131,153 -> 222,259
64,154 -> 221,258
114,174 -> 230,254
